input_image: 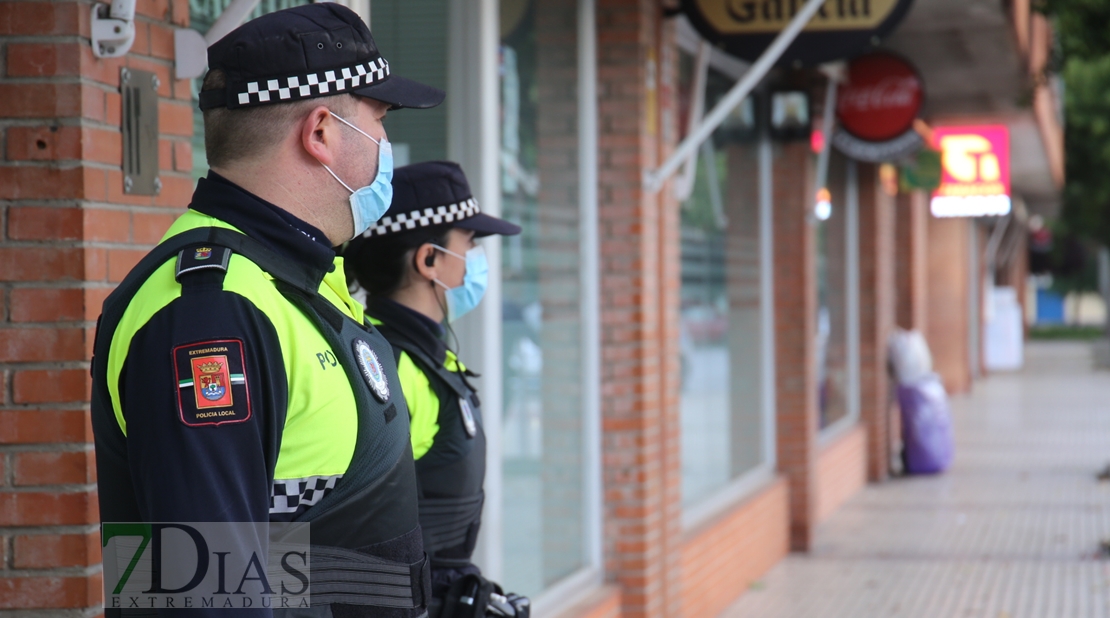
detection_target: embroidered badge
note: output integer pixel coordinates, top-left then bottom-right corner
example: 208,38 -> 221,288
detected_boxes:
353,339 -> 390,403
459,397 -> 477,438
173,339 -> 251,427
194,247 -> 213,260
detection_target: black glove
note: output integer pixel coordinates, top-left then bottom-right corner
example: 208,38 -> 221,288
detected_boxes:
504,593 -> 530,618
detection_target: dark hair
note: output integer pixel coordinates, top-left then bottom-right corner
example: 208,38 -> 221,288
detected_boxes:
343,225 -> 452,298
200,69 -> 358,168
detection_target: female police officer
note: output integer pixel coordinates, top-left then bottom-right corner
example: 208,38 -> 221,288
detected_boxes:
343,161 -> 528,618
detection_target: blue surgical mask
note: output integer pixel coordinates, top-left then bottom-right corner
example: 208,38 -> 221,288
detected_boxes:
322,112 -> 394,240
431,244 -> 488,322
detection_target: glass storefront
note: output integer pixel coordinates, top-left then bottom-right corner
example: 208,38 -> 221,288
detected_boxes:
678,50 -> 773,510
817,153 -> 858,432
369,0 -> 449,166
372,0 -> 595,599
498,0 -> 587,595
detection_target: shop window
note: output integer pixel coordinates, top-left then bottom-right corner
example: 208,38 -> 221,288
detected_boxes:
817,153 -> 860,433
369,0 -> 449,166
678,52 -> 774,511
499,0 -> 588,596
372,0 -> 598,601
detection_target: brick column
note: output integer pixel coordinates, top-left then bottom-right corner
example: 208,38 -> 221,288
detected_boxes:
596,0 -> 681,616
926,216 -> 973,394
771,141 -> 818,551
656,16 -> 682,618
0,0 -> 193,612
894,190 -> 928,332
856,164 -> 895,482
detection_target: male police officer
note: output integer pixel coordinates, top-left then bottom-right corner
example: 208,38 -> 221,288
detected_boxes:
91,5 -> 443,617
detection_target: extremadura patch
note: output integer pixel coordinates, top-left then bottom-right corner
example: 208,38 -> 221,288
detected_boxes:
173,339 -> 251,427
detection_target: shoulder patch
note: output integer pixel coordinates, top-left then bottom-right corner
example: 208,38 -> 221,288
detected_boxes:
173,339 -> 251,427
175,245 -> 232,281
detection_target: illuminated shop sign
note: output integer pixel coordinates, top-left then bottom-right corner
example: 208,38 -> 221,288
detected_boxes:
930,125 -> 1010,218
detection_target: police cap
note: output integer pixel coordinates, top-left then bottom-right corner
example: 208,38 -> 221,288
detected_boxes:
362,161 -> 522,238
198,3 -> 445,111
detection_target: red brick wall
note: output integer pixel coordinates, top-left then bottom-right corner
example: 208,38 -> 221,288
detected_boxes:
0,0 -> 191,611
771,141 -> 818,551
815,425 -> 866,523
596,1 -> 682,616
926,216 -> 973,394
680,478 -> 789,618
894,190 -> 929,332
856,164 -> 894,482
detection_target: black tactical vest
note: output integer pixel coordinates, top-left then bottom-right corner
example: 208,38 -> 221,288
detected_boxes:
371,312 -> 486,570
92,227 -> 430,618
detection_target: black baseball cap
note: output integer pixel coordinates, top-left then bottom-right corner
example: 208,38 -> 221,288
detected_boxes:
361,161 -> 522,238
198,3 -> 445,111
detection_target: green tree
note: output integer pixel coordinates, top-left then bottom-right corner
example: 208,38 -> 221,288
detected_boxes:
1037,0 -> 1110,250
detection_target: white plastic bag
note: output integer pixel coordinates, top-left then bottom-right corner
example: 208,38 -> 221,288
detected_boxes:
888,328 -> 933,385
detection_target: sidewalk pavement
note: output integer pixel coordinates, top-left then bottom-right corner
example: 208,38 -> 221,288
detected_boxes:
721,341 -> 1110,618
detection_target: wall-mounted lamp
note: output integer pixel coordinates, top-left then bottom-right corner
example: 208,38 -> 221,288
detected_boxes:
770,90 -> 810,141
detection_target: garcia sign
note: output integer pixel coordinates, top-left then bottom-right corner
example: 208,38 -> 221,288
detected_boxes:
681,0 -> 916,66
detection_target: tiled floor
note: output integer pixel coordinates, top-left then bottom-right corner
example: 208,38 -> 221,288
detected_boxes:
721,341 -> 1110,618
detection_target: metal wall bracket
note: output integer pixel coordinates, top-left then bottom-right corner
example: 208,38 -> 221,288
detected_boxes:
120,67 -> 161,196
91,0 -> 136,58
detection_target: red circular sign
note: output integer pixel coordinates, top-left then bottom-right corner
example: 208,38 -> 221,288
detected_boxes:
836,52 -> 924,143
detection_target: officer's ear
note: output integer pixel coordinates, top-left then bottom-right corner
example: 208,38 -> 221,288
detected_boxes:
301,106 -> 339,166
413,244 -> 438,281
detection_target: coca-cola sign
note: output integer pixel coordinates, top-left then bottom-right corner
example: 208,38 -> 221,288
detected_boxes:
836,52 -> 924,142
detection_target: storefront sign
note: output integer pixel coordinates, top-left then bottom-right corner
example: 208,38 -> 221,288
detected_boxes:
681,0 -> 916,66
831,126 -> 922,163
929,125 -> 1011,218
836,53 -> 923,142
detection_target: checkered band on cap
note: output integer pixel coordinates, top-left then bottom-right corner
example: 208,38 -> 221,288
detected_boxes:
363,197 -> 481,237
234,57 -> 390,108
